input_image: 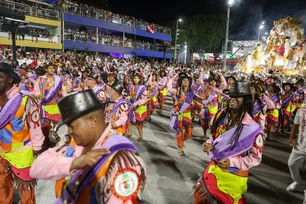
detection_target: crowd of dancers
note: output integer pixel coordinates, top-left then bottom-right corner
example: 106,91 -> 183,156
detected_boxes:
0,54 -> 306,203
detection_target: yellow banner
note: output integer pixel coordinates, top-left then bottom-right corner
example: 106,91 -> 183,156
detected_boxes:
25,16 -> 61,27
0,37 -> 62,50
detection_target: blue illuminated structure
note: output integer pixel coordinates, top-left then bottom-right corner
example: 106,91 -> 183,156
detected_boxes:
63,13 -> 172,59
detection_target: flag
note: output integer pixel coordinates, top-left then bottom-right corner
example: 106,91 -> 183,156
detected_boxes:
146,25 -> 154,34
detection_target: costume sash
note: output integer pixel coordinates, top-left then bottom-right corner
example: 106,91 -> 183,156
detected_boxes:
201,91 -> 216,118
55,135 -> 137,204
128,86 -> 146,123
282,93 -> 294,108
203,91 -> 216,106
158,77 -> 167,86
93,85 -> 103,94
72,78 -> 81,87
136,85 -> 146,100
148,82 -> 158,99
108,98 -> 127,119
252,103 -> 261,116
40,75 -> 62,119
0,93 -> 23,129
41,75 -> 62,106
209,118 -> 262,161
170,90 -> 194,130
61,74 -> 70,82
270,95 -> 278,103
20,74 -> 38,92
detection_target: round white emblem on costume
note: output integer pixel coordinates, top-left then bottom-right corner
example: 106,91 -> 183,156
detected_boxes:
98,91 -> 105,98
255,135 -> 264,148
31,110 -> 40,123
120,104 -> 128,111
111,168 -> 141,200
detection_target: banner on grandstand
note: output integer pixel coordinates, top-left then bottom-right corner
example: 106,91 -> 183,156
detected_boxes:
146,25 -> 154,34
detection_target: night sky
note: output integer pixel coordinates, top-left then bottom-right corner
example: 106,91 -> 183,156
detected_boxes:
107,0 -> 306,40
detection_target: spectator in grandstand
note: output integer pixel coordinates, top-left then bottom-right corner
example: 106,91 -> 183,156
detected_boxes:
62,0 -> 170,34
20,47 -> 27,58
30,29 -> 39,42
0,54 -> 4,63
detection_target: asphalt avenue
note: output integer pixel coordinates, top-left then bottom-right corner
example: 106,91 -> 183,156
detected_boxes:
31,95 -> 304,204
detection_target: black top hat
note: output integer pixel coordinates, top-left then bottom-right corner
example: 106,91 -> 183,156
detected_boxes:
282,82 -> 294,90
108,81 -> 123,95
251,80 -> 266,94
36,66 -> 46,76
58,90 -> 104,125
0,62 -> 21,84
87,72 -> 99,82
229,82 -> 251,97
61,67 -> 70,74
108,72 -> 118,80
72,70 -> 80,77
177,73 -> 192,89
296,78 -> 305,85
226,75 -> 237,82
269,83 -> 281,94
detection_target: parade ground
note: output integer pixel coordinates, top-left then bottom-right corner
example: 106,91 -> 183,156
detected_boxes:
33,95 -> 304,204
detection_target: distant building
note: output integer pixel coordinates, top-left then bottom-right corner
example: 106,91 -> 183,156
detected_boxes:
231,40 -> 258,56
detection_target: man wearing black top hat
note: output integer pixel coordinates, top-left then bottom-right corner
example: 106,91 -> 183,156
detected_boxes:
19,63 -> 40,97
107,72 -> 118,86
86,72 -> 107,102
194,81 -> 263,204
105,82 -> 129,136
30,90 -> 146,203
295,78 -> 306,112
0,62 -> 44,203
71,70 -> 82,92
60,66 -> 72,93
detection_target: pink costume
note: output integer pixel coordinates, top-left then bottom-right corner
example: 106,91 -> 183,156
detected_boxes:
0,86 -> 44,204
30,125 -> 144,203
19,73 -> 40,98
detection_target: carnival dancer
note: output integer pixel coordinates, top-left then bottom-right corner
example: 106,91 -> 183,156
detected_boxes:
18,63 -> 40,97
294,78 -> 306,112
39,63 -> 66,134
0,62 -> 44,203
250,81 -> 275,130
169,73 -> 195,157
60,67 -> 72,94
30,90 -> 146,203
80,68 -> 90,90
200,76 -> 219,140
105,82 -> 129,136
278,81 -> 296,133
194,82 -> 263,204
107,72 -> 118,86
146,72 -> 159,121
266,83 -> 281,139
86,72 -> 107,102
287,104 -> 306,193
126,73 -> 148,142
157,69 -> 168,115
225,75 -> 237,89
71,70 -> 82,92
191,72 -> 203,122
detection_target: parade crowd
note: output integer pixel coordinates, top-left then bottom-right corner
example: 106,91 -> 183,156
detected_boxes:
0,48 -> 306,204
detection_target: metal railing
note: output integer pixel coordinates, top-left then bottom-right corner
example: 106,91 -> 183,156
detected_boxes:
30,6 -> 60,21
65,4 -> 171,35
64,32 -> 166,51
0,0 -> 31,16
0,0 -> 60,21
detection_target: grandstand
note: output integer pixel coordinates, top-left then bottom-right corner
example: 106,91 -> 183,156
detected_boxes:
0,0 -> 172,59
